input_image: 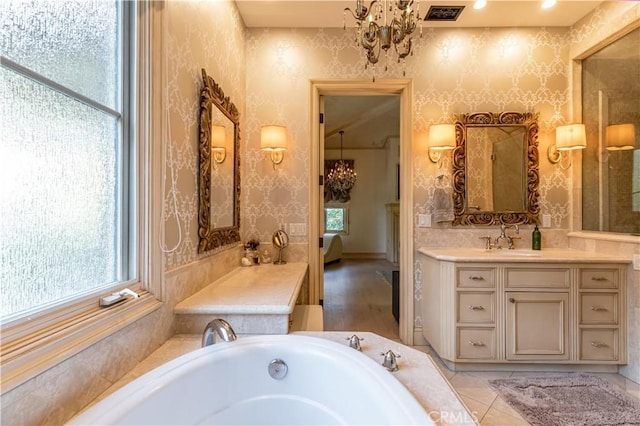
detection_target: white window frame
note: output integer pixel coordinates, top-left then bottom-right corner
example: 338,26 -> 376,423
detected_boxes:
0,2 -> 165,394
325,204 -> 349,234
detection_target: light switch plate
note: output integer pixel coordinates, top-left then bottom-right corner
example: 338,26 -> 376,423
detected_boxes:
288,223 -> 307,236
418,214 -> 432,228
542,214 -> 551,228
633,254 -> 640,271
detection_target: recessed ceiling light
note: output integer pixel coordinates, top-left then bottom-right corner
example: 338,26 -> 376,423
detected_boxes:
541,0 -> 557,9
473,0 -> 487,9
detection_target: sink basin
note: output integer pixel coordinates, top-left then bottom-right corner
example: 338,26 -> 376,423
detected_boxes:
495,250 -> 542,257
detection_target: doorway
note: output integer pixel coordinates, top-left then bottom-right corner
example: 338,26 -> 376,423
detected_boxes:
321,95 -> 400,339
308,80 -> 414,344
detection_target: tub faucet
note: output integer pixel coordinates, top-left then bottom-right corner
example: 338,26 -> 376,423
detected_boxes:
202,318 -> 237,347
380,350 -> 401,372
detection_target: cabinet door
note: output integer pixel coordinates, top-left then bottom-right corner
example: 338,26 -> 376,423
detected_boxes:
506,292 -> 569,360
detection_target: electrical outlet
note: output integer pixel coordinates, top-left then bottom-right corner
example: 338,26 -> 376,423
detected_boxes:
542,214 -> 551,228
633,254 -> 640,271
418,214 -> 432,228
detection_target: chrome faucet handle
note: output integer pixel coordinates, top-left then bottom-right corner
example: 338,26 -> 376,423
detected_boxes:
380,350 -> 400,372
506,236 -> 521,249
346,334 -> 364,351
479,236 -> 493,250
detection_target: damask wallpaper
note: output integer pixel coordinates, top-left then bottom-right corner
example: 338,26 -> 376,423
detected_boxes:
158,0 -> 638,377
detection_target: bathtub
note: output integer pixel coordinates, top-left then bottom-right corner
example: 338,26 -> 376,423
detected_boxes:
70,334 -> 434,425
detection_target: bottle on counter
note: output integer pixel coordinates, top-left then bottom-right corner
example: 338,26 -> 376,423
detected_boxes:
532,225 -> 542,250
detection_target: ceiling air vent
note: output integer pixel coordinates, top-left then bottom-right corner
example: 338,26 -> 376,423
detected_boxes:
424,6 -> 465,21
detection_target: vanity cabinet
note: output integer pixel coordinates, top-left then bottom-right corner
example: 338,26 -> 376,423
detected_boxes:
419,248 -> 628,370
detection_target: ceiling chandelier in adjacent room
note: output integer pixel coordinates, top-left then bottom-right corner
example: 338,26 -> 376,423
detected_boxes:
327,130 -> 357,194
344,0 -> 422,77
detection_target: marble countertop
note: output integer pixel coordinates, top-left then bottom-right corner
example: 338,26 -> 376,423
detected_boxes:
92,332 -> 477,426
418,247 -> 631,264
174,262 -> 308,315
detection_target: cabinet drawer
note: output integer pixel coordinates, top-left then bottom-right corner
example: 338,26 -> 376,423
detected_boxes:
457,328 -> 496,360
506,268 -> 569,288
580,329 -> 619,361
580,269 -> 618,289
457,292 -> 495,324
580,293 -> 618,324
457,268 -> 495,288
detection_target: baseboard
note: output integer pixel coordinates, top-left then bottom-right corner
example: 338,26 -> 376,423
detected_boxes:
342,253 -> 386,260
413,328 -> 428,346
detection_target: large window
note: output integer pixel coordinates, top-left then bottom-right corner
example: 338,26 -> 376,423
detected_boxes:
1,1 -> 134,321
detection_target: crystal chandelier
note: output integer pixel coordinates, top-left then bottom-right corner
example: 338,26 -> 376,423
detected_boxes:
344,0 -> 422,77
327,131 -> 357,194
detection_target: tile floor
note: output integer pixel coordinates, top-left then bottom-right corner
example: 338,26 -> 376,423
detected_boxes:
323,258 -> 640,425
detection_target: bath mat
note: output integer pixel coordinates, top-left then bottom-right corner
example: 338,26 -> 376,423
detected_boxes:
489,373 -> 640,426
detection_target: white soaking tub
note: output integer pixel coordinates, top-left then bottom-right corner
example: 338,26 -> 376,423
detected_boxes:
70,334 -> 434,425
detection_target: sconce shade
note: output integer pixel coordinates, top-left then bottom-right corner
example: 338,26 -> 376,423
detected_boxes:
606,123 -> 635,150
260,125 -> 287,151
210,125 -> 226,149
555,124 -> 586,151
429,124 -> 456,150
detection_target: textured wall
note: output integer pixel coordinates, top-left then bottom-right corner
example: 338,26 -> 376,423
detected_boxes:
163,0 -> 246,269
242,25 -> 574,331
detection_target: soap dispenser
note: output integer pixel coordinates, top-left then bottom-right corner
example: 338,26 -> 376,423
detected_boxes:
532,225 -> 542,250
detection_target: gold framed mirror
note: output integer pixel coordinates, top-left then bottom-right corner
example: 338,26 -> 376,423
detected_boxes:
198,69 -> 240,252
452,111 -> 540,226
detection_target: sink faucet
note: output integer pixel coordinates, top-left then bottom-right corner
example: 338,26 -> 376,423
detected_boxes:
202,318 -> 237,347
495,224 -> 520,249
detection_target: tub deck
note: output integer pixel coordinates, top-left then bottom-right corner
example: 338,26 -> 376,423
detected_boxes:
86,332 -> 478,425
174,263 -> 314,334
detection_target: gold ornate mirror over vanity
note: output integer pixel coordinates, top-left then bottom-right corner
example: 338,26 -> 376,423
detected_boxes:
198,69 -> 240,252
452,111 -> 540,225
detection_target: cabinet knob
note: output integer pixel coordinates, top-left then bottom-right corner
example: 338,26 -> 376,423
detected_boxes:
469,276 -> 485,281
509,298 -> 515,303
591,276 -> 608,281
590,305 -> 608,312
468,305 -> 485,311
591,341 -> 608,348
468,340 -> 485,347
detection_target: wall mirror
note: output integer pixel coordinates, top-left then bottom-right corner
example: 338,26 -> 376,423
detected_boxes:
452,111 -> 540,225
198,69 -> 240,252
581,27 -> 639,234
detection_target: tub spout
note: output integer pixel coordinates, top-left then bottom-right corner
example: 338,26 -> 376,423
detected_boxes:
202,318 -> 237,347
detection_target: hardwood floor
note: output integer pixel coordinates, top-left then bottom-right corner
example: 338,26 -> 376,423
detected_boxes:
322,258 -> 400,341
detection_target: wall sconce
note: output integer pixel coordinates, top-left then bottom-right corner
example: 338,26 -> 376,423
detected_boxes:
606,123 -> 636,151
427,124 -> 456,168
210,125 -> 227,164
261,125 -> 287,169
548,123 -> 586,169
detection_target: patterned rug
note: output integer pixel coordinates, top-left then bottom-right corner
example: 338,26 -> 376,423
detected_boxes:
489,374 -> 640,426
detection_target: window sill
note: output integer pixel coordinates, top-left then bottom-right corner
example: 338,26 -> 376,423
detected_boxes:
0,293 -> 162,394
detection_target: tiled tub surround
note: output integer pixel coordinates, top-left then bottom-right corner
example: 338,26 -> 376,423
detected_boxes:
85,332 -> 478,426
419,248 -> 630,371
174,262 -> 310,335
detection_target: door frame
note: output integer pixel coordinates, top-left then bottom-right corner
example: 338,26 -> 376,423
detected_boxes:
308,79 -> 414,344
